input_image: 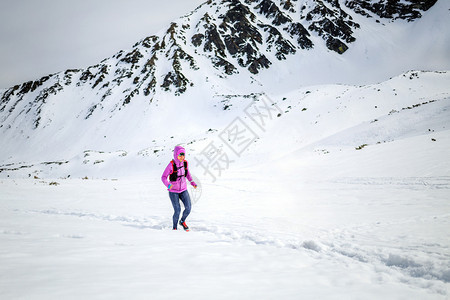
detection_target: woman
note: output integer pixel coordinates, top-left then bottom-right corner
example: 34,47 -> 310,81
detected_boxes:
161,145 -> 197,231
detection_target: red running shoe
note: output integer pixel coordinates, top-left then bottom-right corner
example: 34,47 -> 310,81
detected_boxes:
179,220 -> 189,231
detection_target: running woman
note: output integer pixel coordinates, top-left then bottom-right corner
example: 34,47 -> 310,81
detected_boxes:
161,145 -> 197,231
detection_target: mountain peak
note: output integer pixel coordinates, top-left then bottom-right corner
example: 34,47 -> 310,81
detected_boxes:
0,0 -> 443,132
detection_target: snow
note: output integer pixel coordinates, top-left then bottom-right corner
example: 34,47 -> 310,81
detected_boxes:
1,172 -> 448,299
1,70 -> 449,298
1,0 -> 450,298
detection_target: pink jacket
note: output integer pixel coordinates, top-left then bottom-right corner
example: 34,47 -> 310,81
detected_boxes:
161,146 -> 196,193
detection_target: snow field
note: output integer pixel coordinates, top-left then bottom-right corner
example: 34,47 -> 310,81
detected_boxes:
0,177 -> 448,299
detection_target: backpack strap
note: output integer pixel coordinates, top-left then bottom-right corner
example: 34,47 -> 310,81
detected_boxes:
169,160 -> 178,182
170,160 -> 177,174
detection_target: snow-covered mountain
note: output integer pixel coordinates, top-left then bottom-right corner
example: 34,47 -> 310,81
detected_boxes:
0,0 -> 444,102
1,1 -> 450,298
0,0 -> 449,177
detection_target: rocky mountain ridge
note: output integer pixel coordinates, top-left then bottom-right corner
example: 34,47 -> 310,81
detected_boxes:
0,0 -> 439,131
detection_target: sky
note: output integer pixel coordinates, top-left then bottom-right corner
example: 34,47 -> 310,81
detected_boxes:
0,0 -> 206,89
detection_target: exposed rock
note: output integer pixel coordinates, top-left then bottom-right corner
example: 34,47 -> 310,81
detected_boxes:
0,85 -> 20,113
345,0 -> 437,21
212,56 -> 238,75
280,0 -> 296,12
255,0 -> 291,25
139,35 -> 159,48
191,33 -> 205,47
121,49 -> 143,65
259,24 -> 296,59
32,82 -> 63,128
306,0 -> 359,53
248,55 -> 271,74
92,65 -> 109,89
285,23 -> 314,49
204,24 -> 227,57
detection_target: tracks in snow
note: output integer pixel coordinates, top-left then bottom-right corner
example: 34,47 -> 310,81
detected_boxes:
25,207 -> 450,292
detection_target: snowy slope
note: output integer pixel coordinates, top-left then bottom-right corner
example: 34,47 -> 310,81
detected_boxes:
1,70 -> 448,180
1,70 -> 449,298
1,0 -> 449,169
0,0 -> 449,299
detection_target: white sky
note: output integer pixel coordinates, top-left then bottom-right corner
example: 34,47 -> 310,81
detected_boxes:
0,0 -> 205,88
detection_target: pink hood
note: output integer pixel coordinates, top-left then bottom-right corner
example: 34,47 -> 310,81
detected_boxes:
173,145 -> 186,167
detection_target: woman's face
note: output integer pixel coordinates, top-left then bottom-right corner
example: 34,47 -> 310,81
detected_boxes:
177,153 -> 185,162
